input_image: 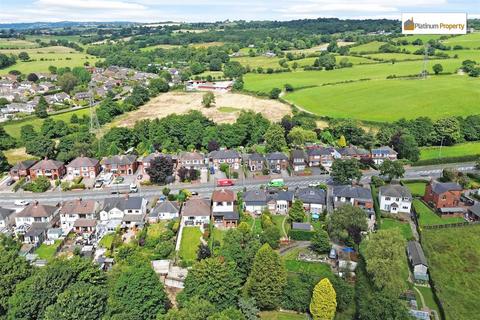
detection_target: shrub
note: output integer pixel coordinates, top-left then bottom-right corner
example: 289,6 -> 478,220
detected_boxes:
288,229 -> 315,240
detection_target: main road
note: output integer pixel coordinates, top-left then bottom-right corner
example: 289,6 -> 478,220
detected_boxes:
0,162 -> 476,206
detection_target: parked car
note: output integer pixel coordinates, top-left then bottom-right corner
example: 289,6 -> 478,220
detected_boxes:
191,191 -> 199,196
6,179 -> 15,186
268,178 -> 285,188
113,177 -> 124,184
94,181 -> 103,189
329,248 -> 337,259
129,183 -> 138,193
14,200 -> 29,206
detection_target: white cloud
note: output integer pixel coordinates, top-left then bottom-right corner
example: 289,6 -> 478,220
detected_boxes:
35,0 -> 146,10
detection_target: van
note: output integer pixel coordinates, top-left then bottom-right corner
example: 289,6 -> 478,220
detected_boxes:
268,178 -> 285,188
217,179 -> 234,187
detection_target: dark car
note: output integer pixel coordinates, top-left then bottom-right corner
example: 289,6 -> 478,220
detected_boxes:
6,179 -> 15,186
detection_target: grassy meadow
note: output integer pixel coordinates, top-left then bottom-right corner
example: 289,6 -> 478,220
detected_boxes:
378,218 -> 413,240
350,41 -> 386,53
422,224 -> 480,320
0,38 -> 39,49
419,141 -> 480,160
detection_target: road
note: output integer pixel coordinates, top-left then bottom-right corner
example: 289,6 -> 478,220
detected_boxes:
0,162 -> 476,206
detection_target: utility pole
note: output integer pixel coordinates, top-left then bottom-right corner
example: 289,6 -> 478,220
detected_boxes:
88,83 -> 101,155
421,43 -> 429,79
439,136 -> 444,158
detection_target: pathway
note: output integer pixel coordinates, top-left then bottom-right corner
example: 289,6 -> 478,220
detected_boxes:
413,286 -> 440,320
278,241 -> 310,256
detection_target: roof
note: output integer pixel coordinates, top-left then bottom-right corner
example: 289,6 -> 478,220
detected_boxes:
178,151 -> 204,161
332,185 -> 372,201
73,219 -> 97,228
59,199 -> 98,215
182,198 -> 211,216
248,153 -> 264,162
0,207 -> 15,220
142,152 -> 172,163
24,222 -> 48,237
439,207 -> 465,214
31,159 -> 64,170
407,241 -> 428,267
123,214 -> 145,223
307,148 -> 331,156
469,203 -> 480,218
212,189 -> 236,202
67,156 -> 99,168
372,146 -> 397,155
292,222 -> 313,231
270,190 -> 294,202
102,197 -> 144,212
102,155 -> 137,166
209,149 -> 240,160
379,185 -> 412,199
337,146 -> 369,157
212,210 -> 239,220
243,190 -> 267,204
296,187 -> 326,205
430,181 -> 463,195
152,200 -> 180,214
291,149 -> 306,159
11,160 -> 37,171
265,152 -> 288,161
17,203 -> 58,218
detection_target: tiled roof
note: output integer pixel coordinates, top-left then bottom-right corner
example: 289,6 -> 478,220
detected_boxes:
182,198 -> 211,216
212,189 -> 236,202
67,156 -> 99,168
332,185 -> 372,201
31,159 -> 64,170
379,185 -> 412,198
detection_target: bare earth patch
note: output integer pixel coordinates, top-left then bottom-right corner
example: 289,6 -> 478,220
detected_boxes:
112,91 -> 292,128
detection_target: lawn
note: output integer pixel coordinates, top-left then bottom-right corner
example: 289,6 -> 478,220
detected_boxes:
0,46 -> 99,74
2,107 -> 91,139
146,221 -> 166,239
218,106 -> 242,113
413,199 -> 465,227
35,240 -> 62,260
415,285 -> 441,316
283,75 -> 480,122
379,218 -> 413,240
179,226 -> 202,264
99,233 -> 116,249
284,259 -> 333,277
140,44 -> 181,51
363,52 -> 423,61
402,181 -> 427,197
232,56 -> 282,69
244,57 -> 462,94
271,214 -> 288,237
211,227 -> 226,245
421,224 -> 480,320
350,41 -> 387,53
443,32 -> 480,48
419,141 -> 480,160
260,311 -> 308,320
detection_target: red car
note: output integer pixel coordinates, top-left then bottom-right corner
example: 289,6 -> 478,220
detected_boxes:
217,179 -> 235,187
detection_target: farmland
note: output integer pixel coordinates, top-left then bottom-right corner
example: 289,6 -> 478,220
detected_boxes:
0,38 -> 38,49
422,225 -> 480,320
419,141 -> 480,160
283,75 -> 480,122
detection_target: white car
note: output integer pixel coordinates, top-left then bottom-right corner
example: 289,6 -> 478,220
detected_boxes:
14,200 -> 29,206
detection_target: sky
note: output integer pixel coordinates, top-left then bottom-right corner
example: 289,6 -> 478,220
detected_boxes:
0,0 -> 479,23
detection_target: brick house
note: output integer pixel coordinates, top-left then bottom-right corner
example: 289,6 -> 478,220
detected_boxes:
10,160 -> 37,180
265,152 -> 289,172
247,153 -> 265,172
423,181 -> 463,209
211,189 -> 238,228
209,150 -> 241,170
30,159 -> 66,180
101,155 -> 138,176
66,156 -> 100,180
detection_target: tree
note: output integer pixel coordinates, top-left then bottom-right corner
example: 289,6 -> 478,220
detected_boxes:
264,124 -> 286,153
35,96 -> 49,118
108,142 -> 120,156
432,63 -> 443,74
181,257 -> 241,310
245,244 -> 287,310
0,127 -> 15,150
363,229 -> 407,297
0,151 -> 10,173
269,88 -> 281,99
148,78 -> 169,95
360,292 -> 411,320
330,159 -> 362,184
310,228 -> 331,254
379,160 -> 405,181
57,72 -> 78,94
328,205 -> 368,246
310,278 -> 336,320
18,51 -> 30,61
26,73 -> 38,82
260,225 -> 281,249
238,297 -> 259,320
146,156 -> 174,185
202,92 -> 216,108
433,117 -> 462,145
337,135 -> 347,148
196,243 -> 211,261
289,200 -> 306,222
25,136 -> 55,158
106,263 -> 169,319
72,67 -> 91,84
395,133 -> 419,162
223,61 -> 245,79
20,124 -> 37,143
44,282 -> 107,320
163,297 -> 216,320
281,274 -> 315,313
287,127 -> 317,146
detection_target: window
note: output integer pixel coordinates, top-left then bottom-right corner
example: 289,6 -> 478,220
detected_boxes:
385,197 -> 391,201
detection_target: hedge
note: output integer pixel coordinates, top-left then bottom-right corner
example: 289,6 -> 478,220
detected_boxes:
412,154 -> 479,166
288,229 -> 315,240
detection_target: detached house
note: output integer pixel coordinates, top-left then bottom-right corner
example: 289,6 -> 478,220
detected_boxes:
177,152 -> 206,170
267,190 -> 294,214
332,185 -> 374,214
209,150 -> 241,170
66,156 -> 100,180
291,149 -> 307,172
181,198 -> 211,226
423,181 -> 463,209
265,152 -> 289,172
306,147 -> 340,170
247,153 -> 265,172
243,190 -> 268,214
378,185 -> 412,214
102,155 -> 138,176
15,202 -> 60,244
30,159 -> 66,180
59,199 -> 99,233
100,197 -> 148,228
407,241 -> 429,281
371,146 -> 397,165
149,200 -> 180,223
211,189 -> 238,227
10,160 -> 37,180
296,187 -> 326,214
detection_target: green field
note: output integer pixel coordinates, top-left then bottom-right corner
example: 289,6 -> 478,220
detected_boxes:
283,75 -> 480,122
422,224 -> 480,320
35,240 -> 62,260
140,44 -> 182,51
392,34 -> 443,43
443,32 -> 480,48
378,218 -> 413,240
260,311 -> 308,320
2,107 -> 91,139
350,41 -> 386,53
232,56 -> 282,69
363,52 -> 422,61
419,141 -> 480,160
179,227 -> 202,264
413,200 -> 464,227
402,182 -> 427,197
0,46 -> 99,74
0,38 -> 38,49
